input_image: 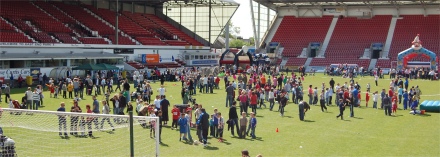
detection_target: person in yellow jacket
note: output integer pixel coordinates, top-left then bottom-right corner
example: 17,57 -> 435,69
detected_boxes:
67,83 -> 74,99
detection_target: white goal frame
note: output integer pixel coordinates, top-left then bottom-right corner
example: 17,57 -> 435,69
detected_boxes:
0,108 -> 160,157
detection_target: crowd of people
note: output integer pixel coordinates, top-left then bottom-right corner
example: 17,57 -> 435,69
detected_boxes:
0,64 -> 431,154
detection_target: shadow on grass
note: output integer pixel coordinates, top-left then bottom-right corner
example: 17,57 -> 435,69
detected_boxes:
204,146 -> 219,150
303,120 -> 315,122
391,115 -> 403,117
221,139 -> 232,145
418,113 -> 432,117
351,117 -> 363,119
325,111 -> 333,113
284,116 -> 293,118
251,137 -> 264,141
343,119 -> 351,122
160,142 -> 169,147
256,115 -> 264,118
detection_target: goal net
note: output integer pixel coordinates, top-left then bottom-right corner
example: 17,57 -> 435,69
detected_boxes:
0,108 -> 159,157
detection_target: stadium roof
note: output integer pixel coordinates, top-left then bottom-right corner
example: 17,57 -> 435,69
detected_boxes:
119,0 -> 239,7
253,0 -> 440,9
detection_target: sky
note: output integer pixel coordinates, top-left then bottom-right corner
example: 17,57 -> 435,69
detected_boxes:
231,0 -> 253,39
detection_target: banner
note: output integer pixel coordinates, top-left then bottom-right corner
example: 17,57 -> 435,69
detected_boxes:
192,60 -> 218,65
145,54 -> 159,63
0,68 -> 32,79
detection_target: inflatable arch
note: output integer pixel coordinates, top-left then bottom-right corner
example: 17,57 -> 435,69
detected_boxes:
397,34 -> 437,70
234,49 -> 253,67
219,49 -> 236,66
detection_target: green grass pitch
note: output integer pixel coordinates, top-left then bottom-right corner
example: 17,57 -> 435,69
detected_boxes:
1,74 -> 439,156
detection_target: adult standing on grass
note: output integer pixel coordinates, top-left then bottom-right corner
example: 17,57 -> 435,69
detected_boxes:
160,95 -> 170,126
383,94 -> 392,116
92,96 -> 100,129
197,108 -> 209,147
32,88 -> 40,110
228,101 -> 240,137
25,87 -> 33,109
3,84 -> 10,103
329,78 -> 335,90
225,83 -> 234,107
308,85 -> 313,105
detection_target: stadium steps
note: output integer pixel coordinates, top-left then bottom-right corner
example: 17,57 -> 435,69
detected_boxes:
382,17 -> 399,58
280,58 -> 288,67
0,17 -> 36,43
304,58 -> 313,67
368,59 -> 378,70
318,16 -> 338,57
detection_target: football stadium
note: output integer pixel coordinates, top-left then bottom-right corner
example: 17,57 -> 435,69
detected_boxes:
0,0 -> 439,156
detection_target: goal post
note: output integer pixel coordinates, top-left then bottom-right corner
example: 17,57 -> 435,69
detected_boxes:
0,108 -> 159,157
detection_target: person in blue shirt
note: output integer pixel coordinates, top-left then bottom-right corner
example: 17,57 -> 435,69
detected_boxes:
398,86 -> 404,104
92,96 -> 100,129
351,88 -> 358,117
196,108 -> 209,147
403,90 -> 409,110
57,102 -> 68,137
336,99 -> 346,120
410,97 -> 419,115
250,112 -> 257,139
178,113 -> 188,141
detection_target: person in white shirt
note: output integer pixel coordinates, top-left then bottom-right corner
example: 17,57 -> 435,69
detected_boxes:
101,78 -> 107,94
157,85 -> 166,96
372,91 -> 379,109
154,95 -> 162,110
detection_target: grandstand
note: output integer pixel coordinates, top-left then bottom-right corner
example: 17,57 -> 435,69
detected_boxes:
253,0 -> 439,69
0,0 -> 238,73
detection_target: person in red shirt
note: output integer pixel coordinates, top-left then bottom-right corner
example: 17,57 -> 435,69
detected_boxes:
357,91 -> 361,107
215,77 -> 220,89
250,91 -> 258,115
388,88 -> 394,98
343,89 -> 350,103
365,91 -> 370,107
171,105 -> 180,130
255,83 -> 260,90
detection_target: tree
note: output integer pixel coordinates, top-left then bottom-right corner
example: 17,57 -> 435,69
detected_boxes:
248,37 -> 255,46
229,39 -> 248,48
221,21 -> 240,39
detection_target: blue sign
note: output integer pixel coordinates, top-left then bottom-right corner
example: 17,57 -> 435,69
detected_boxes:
159,56 -> 162,62
192,60 -> 217,65
141,54 -> 146,63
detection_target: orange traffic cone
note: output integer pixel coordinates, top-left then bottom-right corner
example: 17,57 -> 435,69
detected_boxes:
276,128 -> 279,133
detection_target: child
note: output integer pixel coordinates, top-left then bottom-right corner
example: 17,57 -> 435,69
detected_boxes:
136,100 -> 143,114
178,113 -> 188,141
375,75 -> 379,86
259,90 -> 266,108
54,86 -> 59,98
85,105 -> 94,138
365,91 -> 370,107
250,112 -> 257,139
392,96 -> 398,116
62,83 -> 67,99
57,102 -> 67,137
366,83 -> 370,92
239,112 -> 247,138
93,85 -> 98,96
403,90 -> 408,110
217,112 -> 224,142
171,105 -> 180,130
46,83 -> 55,98
150,109 -> 157,138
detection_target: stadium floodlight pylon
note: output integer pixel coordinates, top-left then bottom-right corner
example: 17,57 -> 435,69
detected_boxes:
0,108 -> 159,157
